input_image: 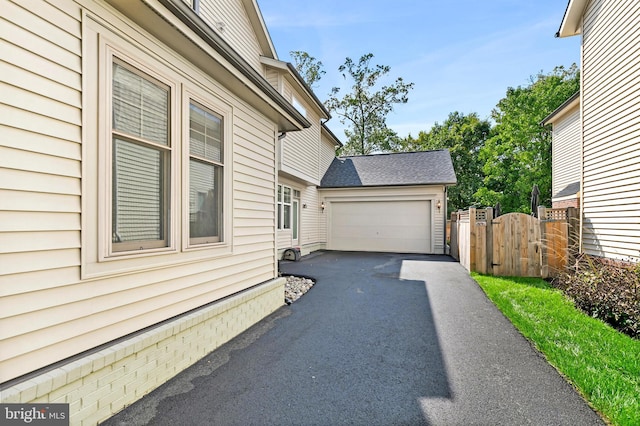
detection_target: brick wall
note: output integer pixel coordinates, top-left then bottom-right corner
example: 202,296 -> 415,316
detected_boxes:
0,278 -> 285,425
552,197 -> 580,209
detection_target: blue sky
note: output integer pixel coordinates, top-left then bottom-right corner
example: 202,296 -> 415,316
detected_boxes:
258,0 -> 580,139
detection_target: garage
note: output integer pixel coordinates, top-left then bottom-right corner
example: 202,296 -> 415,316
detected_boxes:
319,150 -> 457,255
329,200 -> 431,253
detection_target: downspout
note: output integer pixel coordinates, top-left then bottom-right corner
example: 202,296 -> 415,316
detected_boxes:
578,17 -> 585,255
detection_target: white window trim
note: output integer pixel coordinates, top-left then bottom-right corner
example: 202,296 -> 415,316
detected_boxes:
292,96 -> 307,117
100,43 -> 180,260
182,85 -> 233,251
277,184 -> 293,230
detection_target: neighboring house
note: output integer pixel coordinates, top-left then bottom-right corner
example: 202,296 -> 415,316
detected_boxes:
0,0 -> 310,423
542,91 -> 581,209
319,150 -> 457,254
557,0 -> 640,262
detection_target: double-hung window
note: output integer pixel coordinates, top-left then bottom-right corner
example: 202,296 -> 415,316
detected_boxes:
107,55 -> 227,256
84,21 -> 233,277
277,184 -> 292,229
188,101 -> 223,245
111,60 -> 171,252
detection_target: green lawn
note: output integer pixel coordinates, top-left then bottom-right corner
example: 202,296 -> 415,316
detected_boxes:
471,273 -> 640,426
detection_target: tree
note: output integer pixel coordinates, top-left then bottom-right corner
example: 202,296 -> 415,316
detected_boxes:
400,112 -> 491,213
290,51 -> 325,89
325,54 -> 414,155
475,65 -> 580,213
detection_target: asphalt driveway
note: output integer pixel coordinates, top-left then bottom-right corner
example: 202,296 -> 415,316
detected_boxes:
104,251 -> 603,425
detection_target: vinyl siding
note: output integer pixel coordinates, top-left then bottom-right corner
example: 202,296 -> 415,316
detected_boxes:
197,0 -> 264,71
320,131 -> 338,177
281,82 -> 322,183
0,0 -> 279,383
265,67 -> 280,91
300,184 -> 326,250
314,134 -> 338,247
0,0 -> 82,283
276,177 -> 326,252
552,106 -> 581,197
276,79 -> 337,252
581,0 -> 640,261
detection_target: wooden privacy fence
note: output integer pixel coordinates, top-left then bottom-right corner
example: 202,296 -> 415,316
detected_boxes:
450,207 -> 579,278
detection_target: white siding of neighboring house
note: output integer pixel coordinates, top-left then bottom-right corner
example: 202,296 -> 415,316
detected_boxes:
182,0 -> 265,72
581,0 -> 640,261
0,0 -> 279,384
552,105 -> 581,199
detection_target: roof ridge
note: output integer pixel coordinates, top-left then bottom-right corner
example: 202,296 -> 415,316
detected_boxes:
339,149 -> 448,159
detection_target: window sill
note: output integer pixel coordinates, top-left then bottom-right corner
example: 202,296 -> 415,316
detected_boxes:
82,243 -> 232,280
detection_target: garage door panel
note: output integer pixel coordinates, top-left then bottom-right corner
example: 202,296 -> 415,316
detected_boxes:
329,200 -> 431,253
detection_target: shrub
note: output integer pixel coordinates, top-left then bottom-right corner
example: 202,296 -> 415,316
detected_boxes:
552,254 -> 640,338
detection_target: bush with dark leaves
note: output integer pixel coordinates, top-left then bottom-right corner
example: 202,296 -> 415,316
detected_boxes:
552,254 -> 640,338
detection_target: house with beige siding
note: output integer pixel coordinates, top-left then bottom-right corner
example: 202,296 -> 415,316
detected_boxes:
542,91 -> 581,209
261,57 -> 455,258
557,0 -> 640,262
260,57 -> 343,256
0,0 -> 310,423
0,0 -> 455,423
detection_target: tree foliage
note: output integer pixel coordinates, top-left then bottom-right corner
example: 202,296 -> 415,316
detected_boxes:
399,112 -> 491,213
326,54 -> 414,155
475,65 -> 580,213
290,50 -> 325,89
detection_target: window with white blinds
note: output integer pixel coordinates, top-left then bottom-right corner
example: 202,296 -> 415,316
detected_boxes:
111,61 -> 170,251
189,102 -> 223,244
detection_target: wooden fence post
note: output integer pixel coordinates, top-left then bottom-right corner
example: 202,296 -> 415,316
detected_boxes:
538,206 -> 549,279
485,207 -> 493,275
469,207 -> 477,272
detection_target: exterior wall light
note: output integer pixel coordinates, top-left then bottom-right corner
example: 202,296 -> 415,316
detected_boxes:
436,200 -> 442,211
321,201 -> 325,212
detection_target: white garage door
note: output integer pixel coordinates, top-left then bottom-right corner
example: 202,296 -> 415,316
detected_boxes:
329,200 -> 431,253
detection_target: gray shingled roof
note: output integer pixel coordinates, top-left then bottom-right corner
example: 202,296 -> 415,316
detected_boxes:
320,150 -> 457,188
553,181 -> 580,199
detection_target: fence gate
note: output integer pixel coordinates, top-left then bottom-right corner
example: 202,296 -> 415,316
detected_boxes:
491,213 -> 541,277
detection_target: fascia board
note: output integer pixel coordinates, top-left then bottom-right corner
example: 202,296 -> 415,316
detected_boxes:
106,0 -> 310,132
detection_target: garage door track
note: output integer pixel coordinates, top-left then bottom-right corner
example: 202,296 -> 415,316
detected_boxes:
104,251 -> 603,425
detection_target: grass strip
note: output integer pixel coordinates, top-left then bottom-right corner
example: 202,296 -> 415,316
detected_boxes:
471,273 -> 640,426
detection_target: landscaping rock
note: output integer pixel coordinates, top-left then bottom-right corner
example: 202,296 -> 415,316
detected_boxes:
284,275 -> 315,304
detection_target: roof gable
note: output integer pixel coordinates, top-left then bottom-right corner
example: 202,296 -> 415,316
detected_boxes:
320,150 -> 457,188
557,0 -> 589,37
261,57 -> 331,119
242,0 -> 277,58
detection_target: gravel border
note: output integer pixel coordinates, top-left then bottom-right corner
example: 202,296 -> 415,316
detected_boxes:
283,275 -> 315,304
